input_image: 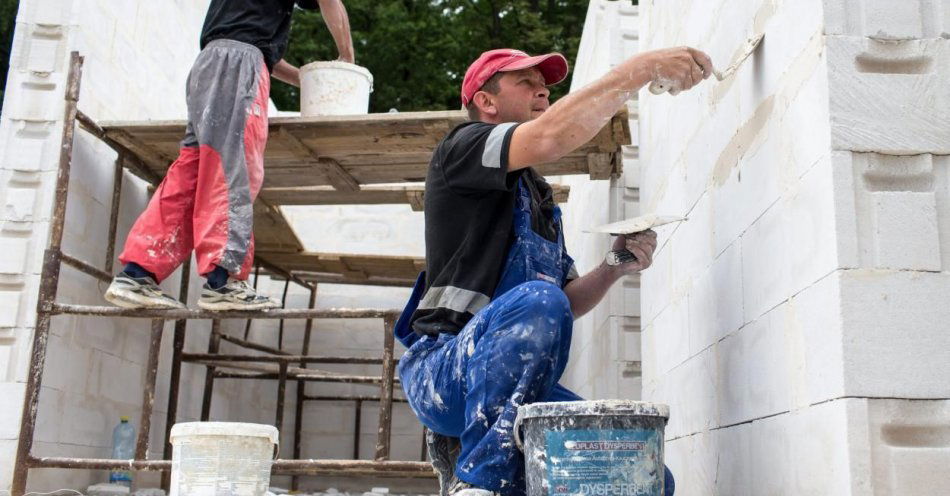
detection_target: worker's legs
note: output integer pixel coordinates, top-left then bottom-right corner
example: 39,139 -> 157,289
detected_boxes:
186,39 -> 269,282
106,145 -> 200,309
109,40 -> 274,310
117,147 -> 200,282
399,281 -> 574,495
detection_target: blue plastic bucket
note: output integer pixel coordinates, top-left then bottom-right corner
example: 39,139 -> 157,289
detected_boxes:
515,400 -> 670,496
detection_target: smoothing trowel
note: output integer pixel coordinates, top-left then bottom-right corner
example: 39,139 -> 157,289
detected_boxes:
649,33 -> 765,95
586,214 -> 687,266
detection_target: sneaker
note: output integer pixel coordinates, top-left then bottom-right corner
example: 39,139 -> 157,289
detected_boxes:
427,431 -> 461,496
104,273 -> 185,309
197,278 -> 280,311
448,481 -> 498,496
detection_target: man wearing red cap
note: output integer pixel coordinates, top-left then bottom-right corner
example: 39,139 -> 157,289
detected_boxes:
393,46 -> 712,496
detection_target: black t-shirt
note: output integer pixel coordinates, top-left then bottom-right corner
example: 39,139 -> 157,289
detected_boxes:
410,121 -> 577,337
200,0 -> 320,71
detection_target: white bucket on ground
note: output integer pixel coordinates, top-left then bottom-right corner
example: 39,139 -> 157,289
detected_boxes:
300,61 -> 373,116
169,422 -> 279,496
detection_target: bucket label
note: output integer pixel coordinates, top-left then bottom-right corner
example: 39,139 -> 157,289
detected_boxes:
544,428 -> 662,496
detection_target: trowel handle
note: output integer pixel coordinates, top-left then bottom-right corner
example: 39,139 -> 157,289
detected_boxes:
606,249 -> 638,266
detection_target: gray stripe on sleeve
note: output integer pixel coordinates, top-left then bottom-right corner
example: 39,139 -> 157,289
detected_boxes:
481,122 -> 517,169
417,285 -> 491,315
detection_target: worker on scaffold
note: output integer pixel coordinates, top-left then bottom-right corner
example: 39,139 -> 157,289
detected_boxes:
104,0 -> 354,310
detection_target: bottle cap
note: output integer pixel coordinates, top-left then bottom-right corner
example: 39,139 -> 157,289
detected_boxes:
120,416 -> 130,422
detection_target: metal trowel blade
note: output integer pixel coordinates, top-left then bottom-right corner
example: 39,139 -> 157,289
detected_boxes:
714,33 -> 765,81
585,214 -> 687,235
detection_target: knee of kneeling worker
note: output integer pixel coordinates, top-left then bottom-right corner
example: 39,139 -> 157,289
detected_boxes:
505,282 -> 572,350
512,280 -> 572,317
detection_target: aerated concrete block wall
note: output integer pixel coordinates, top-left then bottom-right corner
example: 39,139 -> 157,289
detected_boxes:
558,0 -> 643,401
638,0 -> 950,494
0,1 -> 425,492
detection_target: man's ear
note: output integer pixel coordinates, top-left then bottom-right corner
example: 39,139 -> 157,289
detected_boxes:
472,91 -> 497,117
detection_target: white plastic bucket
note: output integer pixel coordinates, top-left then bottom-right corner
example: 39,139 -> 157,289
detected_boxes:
169,422 -> 279,496
300,61 -> 373,116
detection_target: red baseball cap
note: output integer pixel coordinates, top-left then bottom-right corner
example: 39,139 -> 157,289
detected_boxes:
460,48 -> 569,106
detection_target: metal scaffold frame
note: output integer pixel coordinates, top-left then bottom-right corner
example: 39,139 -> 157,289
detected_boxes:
10,52 -> 434,496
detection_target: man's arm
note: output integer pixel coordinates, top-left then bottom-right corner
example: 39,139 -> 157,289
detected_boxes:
272,59 -> 302,87
317,0 -> 355,63
564,230 -> 657,317
508,47 -> 713,170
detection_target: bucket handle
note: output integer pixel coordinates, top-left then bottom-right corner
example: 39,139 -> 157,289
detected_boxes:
273,439 -> 280,460
513,408 -> 525,452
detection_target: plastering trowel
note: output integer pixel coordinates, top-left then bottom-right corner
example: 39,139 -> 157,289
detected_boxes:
586,214 -> 687,266
648,33 -> 765,95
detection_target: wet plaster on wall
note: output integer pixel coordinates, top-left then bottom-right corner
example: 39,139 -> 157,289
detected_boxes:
644,25 -> 826,238
708,0 -> 779,107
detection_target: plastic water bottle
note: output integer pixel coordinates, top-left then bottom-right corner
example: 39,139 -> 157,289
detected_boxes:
109,416 -> 135,487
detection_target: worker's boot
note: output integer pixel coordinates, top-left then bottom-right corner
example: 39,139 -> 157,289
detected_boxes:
427,430 -> 461,496
197,278 -> 280,311
104,272 -> 185,309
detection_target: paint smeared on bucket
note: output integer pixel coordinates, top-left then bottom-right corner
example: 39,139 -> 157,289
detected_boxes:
169,422 -> 278,496
300,61 -> 373,116
516,400 -> 670,496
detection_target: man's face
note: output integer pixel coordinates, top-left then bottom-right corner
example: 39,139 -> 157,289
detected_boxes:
485,68 -> 551,123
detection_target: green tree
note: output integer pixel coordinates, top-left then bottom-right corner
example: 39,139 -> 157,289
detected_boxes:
0,0 -> 19,114
275,0 -> 589,113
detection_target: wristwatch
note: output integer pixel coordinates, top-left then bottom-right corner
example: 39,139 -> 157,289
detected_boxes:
605,249 -> 637,266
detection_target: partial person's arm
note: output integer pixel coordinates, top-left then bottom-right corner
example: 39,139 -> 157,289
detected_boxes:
564,230 -> 657,317
317,0 -> 355,63
508,48 -> 713,170
272,59 -> 302,87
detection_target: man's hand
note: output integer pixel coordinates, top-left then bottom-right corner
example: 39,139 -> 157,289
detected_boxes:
643,47 -> 714,95
563,229 -> 658,317
610,230 -> 658,275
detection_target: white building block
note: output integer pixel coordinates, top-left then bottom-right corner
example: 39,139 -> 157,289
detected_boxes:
823,0 -> 947,39
687,240 -> 743,355
777,271 -> 846,407
870,192 -> 941,270
664,431 -> 717,496
0,238 -> 30,275
712,421 -> 754,494
0,292 -> 21,328
661,346 -> 717,439
640,239 -> 673,327
739,203 -> 789,323
740,158 -> 840,324
839,270 -> 950,398
1,133 -> 47,173
867,0 -> 927,39
866,398 -> 950,495
828,37 -> 950,154
671,192 -> 713,279
937,155 -> 950,268
0,382 -> 26,440
639,323 -> 658,389
717,315 -> 793,426
650,296 -> 689,376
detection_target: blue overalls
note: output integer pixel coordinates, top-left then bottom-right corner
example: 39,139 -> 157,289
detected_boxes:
396,179 -> 674,496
